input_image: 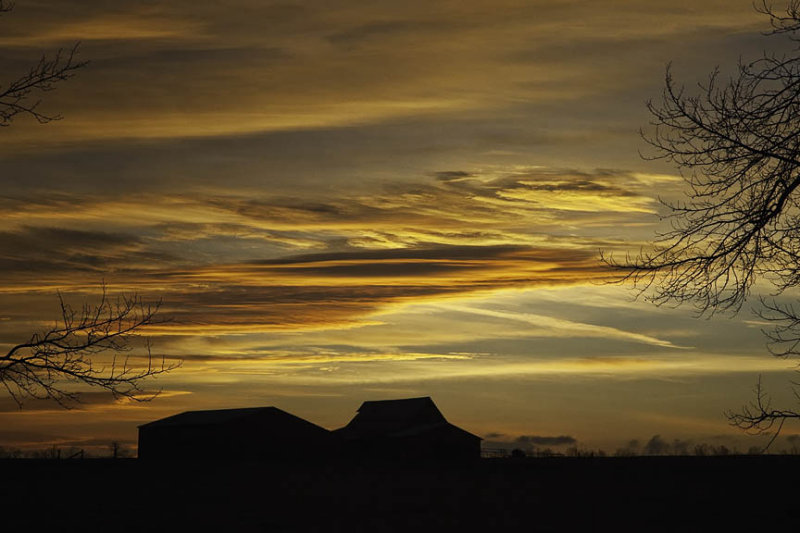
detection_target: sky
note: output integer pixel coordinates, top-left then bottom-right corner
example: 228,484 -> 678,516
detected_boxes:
2,0 -> 800,455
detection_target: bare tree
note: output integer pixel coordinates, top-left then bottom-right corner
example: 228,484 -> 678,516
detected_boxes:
0,1 -> 87,126
604,1 -> 800,439
0,289 -> 179,407
0,6 -> 176,406
727,377 -> 800,447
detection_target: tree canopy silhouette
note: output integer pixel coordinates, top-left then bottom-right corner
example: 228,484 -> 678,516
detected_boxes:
605,1 -> 800,438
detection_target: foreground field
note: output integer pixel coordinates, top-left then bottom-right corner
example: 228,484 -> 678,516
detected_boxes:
3,456 -> 797,531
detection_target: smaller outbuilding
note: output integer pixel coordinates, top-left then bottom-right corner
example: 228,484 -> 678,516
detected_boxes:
333,396 -> 481,462
138,406 -> 330,461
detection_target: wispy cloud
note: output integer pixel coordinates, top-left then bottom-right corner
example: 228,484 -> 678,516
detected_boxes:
434,303 -> 682,348
0,14 -> 205,46
0,167 -> 669,348
0,1 -> 765,146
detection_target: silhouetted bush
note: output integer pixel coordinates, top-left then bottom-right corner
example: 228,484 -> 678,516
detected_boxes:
0,446 -> 22,459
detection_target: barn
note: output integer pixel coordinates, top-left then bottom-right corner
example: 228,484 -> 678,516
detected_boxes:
138,406 -> 331,460
333,396 -> 481,462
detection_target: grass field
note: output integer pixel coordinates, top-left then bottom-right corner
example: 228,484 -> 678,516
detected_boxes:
3,456 -> 797,531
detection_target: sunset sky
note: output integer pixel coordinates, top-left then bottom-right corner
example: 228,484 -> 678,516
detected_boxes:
2,0 -> 799,455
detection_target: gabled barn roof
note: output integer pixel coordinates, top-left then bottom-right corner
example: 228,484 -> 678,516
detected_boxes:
344,396 -> 445,432
334,396 -> 481,441
138,406 -> 326,432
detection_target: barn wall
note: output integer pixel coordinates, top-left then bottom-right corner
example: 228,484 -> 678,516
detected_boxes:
138,414 -> 332,460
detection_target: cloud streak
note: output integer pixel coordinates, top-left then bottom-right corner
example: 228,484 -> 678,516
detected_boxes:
0,168 -> 654,338
435,303 -> 682,348
0,1 -> 765,147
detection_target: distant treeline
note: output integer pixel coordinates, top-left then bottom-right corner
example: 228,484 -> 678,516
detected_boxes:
6,435 -> 800,460
0,442 -> 132,459
484,434 -> 800,458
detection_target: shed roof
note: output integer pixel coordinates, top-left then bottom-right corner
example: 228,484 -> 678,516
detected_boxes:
334,396 -> 481,441
138,406 -> 323,430
348,396 -> 445,429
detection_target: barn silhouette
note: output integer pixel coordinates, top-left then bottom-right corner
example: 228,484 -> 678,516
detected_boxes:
138,396 -> 480,462
333,397 -> 481,462
137,406 -> 331,460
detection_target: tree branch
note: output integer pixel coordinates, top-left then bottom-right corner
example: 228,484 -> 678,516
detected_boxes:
0,43 -> 88,126
0,287 -> 181,408
605,1 -> 800,436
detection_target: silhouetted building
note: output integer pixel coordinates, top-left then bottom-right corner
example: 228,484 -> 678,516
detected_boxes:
138,406 -> 331,460
333,397 -> 481,462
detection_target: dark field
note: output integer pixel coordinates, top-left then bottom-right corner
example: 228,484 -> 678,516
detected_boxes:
3,456 -> 797,531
